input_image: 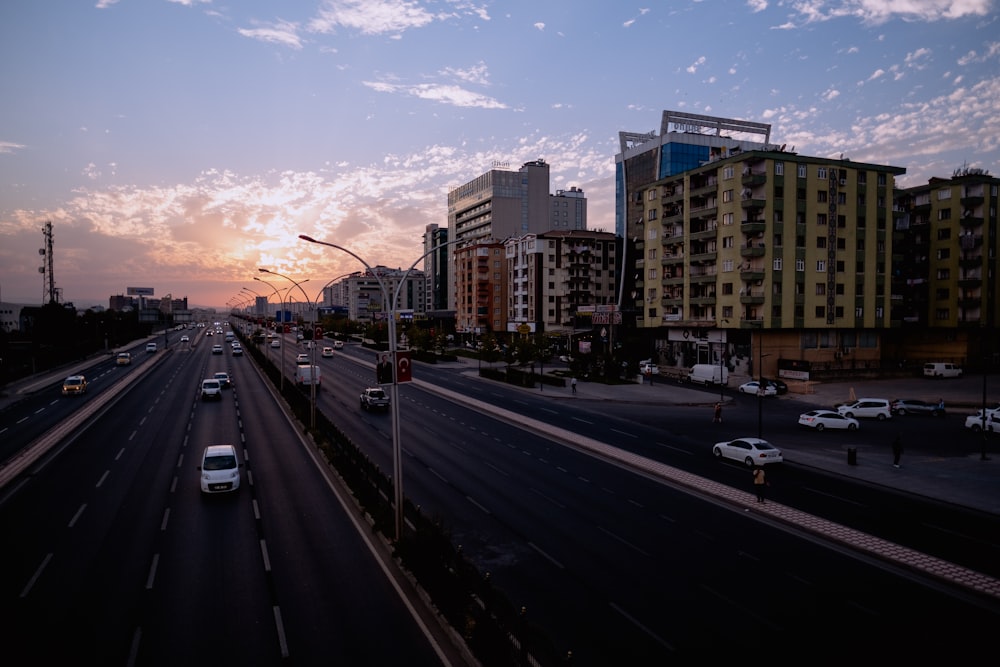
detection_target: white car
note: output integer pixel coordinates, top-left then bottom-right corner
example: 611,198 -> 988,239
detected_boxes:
640,363 -> 660,375
212,344 -> 224,355
964,409 -> 999,433
738,381 -> 777,396
798,410 -> 859,431
295,353 -> 310,365
713,437 -> 783,467
200,378 -> 222,401
837,398 -> 892,421
332,340 -> 345,349
180,335 -> 190,343
321,346 -> 334,358
270,339 -> 280,348
198,444 -> 241,494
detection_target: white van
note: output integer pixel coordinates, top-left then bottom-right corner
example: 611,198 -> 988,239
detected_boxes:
923,362 -> 962,378
295,365 -> 322,389
688,364 -> 728,386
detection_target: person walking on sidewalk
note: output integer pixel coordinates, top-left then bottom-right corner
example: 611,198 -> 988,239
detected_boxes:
713,402 -> 723,423
571,377 -> 577,395
892,434 -> 903,468
752,466 -> 767,503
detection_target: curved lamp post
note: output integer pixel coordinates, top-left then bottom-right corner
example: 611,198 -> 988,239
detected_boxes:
260,269 -> 316,427
299,233 -> 460,541
255,275 -> 298,391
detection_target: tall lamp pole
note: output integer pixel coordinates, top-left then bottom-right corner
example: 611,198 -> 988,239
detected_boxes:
299,233 -> 460,541
254,276 -> 294,391
260,269 -> 315,427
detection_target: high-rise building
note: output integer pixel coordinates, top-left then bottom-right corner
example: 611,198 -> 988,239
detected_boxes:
341,267 -> 427,323
422,223 -> 450,314
453,242 -> 506,335
549,187 -> 587,231
505,230 -> 619,337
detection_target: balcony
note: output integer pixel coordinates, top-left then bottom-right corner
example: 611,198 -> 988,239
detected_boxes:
959,296 -> 982,309
739,291 -> 765,305
741,220 -> 766,235
957,277 -> 982,289
960,195 -> 984,208
740,246 -> 765,258
689,270 -> 718,283
740,318 -> 764,329
690,250 -> 718,263
690,226 -> 717,240
741,197 -> 766,210
959,256 -> 982,269
661,254 -> 685,266
689,295 -> 716,305
959,214 -> 983,229
662,274 -> 684,285
740,269 -> 765,282
741,172 -> 767,186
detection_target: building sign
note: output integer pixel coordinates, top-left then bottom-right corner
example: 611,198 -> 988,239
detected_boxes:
127,287 -> 155,296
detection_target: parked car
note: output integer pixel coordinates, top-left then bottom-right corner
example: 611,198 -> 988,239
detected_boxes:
321,346 -> 334,358
62,375 -> 88,396
891,398 -> 945,417
360,387 -> 390,411
837,398 -> 892,421
712,437 -> 783,467
640,363 -> 660,375
200,378 -> 222,401
762,378 -> 788,394
116,352 -> 131,366
213,372 -> 231,388
198,444 -> 241,494
964,409 -> 999,433
738,381 -> 777,397
798,410 -> 859,431
923,362 -> 962,378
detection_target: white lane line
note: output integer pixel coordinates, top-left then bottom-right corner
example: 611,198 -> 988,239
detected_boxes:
115,448 -> 126,460
96,470 -> 110,488
160,508 -> 170,531
610,428 -> 638,438
529,487 -> 566,509
572,416 -> 594,425
68,504 -> 87,528
528,542 -> 565,569
20,553 -> 54,598
610,602 -> 675,652
597,525 -> 651,557
466,495 -> 491,515
273,606 -> 290,658
260,540 -> 272,572
145,554 -> 159,589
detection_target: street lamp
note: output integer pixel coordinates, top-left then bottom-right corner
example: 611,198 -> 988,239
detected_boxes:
260,269 -> 316,428
255,276 -> 298,392
299,233 -> 460,541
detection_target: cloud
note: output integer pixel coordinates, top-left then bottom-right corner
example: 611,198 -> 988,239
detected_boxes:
957,41 -> 1000,65
774,0 -> 992,27
686,56 -> 706,73
363,81 -> 508,109
534,22 -> 545,31
309,0 -> 436,36
441,61 -> 491,86
747,0 -> 768,12
0,141 -> 26,155
238,20 -> 304,49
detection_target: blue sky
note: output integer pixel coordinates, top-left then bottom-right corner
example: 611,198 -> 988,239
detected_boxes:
1,0 -> 997,308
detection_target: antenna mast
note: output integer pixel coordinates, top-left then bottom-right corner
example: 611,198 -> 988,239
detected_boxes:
39,221 -> 61,304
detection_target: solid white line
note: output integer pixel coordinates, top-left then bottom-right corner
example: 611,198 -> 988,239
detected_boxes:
68,504 -> 86,527
609,428 -> 638,438
598,525 -> 651,557
610,602 -> 675,651
145,554 -> 159,589
572,416 -> 594,424
20,553 -> 53,598
466,495 -> 491,515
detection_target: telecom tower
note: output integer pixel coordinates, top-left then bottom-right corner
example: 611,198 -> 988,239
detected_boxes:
39,221 -> 61,304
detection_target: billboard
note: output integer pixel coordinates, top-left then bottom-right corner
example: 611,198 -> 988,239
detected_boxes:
127,287 -> 155,296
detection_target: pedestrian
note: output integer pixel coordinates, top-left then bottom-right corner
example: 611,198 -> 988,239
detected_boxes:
713,402 -> 722,423
571,376 -> 577,395
752,465 -> 767,503
892,434 -> 903,468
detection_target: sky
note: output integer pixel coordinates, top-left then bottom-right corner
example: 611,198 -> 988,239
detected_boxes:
1,0 -> 998,310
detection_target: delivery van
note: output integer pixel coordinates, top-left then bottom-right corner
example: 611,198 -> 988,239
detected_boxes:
688,364 -> 728,386
295,365 -> 322,390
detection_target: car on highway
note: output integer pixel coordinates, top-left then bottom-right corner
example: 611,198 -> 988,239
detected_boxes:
145,342 -> 157,353
712,437 -> 783,467
200,378 -> 222,401
837,398 -> 892,421
270,339 -> 280,348
180,335 -> 190,343
964,409 -> 999,433
321,346 -> 334,358
798,410 -> 859,431
198,444 -> 241,494
62,375 -> 88,396
890,398 -> 946,417
360,387 -> 390,412
213,372 -> 231,388
738,380 -> 777,397
232,345 -> 243,357
116,352 -> 131,366
295,353 -> 310,365
211,344 -> 224,355
332,340 -> 345,349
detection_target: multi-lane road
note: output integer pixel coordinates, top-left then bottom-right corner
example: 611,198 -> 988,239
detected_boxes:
2,327 -> 999,665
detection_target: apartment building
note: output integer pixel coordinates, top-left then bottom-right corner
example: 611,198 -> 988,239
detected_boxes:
632,149 -> 905,377
422,223 -> 450,314
340,267 -> 427,324
505,230 -> 620,337
454,242 -> 506,335
889,167 -> 999,364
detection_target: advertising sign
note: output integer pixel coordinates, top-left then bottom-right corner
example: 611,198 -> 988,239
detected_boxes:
127,287 -> 155,296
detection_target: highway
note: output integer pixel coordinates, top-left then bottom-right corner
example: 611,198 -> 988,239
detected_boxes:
2,327 -> 999,664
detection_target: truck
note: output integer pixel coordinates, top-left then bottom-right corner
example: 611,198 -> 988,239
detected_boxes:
295,365 -> 321,390
688,364 -> 728,386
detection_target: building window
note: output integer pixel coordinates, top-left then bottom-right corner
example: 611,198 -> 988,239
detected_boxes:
722,282 -> 734,295
816,260 -> 826,271
798,164 -> 807,177
723,166 -> 735,179
647,209 -> 658,220
723,236 -> 734,248
817,191 -> 828,203
647,189 -> 657,201
938,208 -> 952,220
856,307 -> 863,317
773,258 -> 783,270
648,228 -> 658,240
816,283 -> 826,295
817,237 -> 827,249
937,227 -> 951,240
795,259 -> 805,272
648,268 -> 658,280
936,288 -> 950,299
723,212 -> 734,225
722,305 -> 734,318
936,248 -> 951,260
937,188 -> 952,200
936,268 -> 950,280
818,167 -> 827,179
817,213 -> 827,225
648,248 -> 657,260
935,308 -> 950,320
722,189 -> 733,203
723,259 -> 734,272
775,161 -> 784,176
815,306 -> 825,318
